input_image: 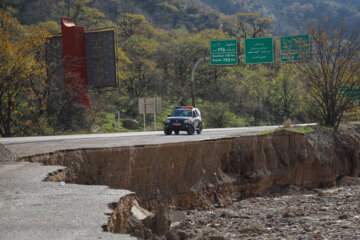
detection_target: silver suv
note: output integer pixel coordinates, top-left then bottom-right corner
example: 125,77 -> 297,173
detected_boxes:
164,106 -> 202,135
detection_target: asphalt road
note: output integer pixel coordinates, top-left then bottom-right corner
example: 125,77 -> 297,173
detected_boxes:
0,125 -> 300,158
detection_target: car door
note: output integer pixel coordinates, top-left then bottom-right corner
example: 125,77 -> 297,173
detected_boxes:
192,110 -> 200,129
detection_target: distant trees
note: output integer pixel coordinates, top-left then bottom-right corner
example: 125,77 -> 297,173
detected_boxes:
0,11 -> 48,136
297,24 -> 360,128
222,12 -> 272,39
270,65 -> 303,122
8,2 -> 360,135
56,0 -> 106,28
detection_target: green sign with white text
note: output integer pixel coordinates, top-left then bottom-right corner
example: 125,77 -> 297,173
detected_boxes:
210,40 -> 238,65
281,35 -> 310,62
244,37 -> 274,64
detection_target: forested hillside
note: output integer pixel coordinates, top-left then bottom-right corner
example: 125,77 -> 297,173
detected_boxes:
3,0 -> 359,34
0,0 -> 359,137
202,0 -> 360,34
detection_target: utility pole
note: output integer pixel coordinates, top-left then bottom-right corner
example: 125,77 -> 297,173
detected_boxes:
191,57 -> 209,108
191,55 -> 244,108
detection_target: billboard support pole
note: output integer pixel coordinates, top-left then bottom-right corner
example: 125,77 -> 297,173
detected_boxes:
154,111 -> 156,131
191,57 -> 209,108
154,97 -> 157,131
143,101 -> 146,131
117,110 -> 121,132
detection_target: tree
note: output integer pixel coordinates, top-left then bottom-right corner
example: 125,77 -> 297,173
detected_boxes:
56,0 -> 105,29
270,65 -> 302,123
222,12 -> 272,39
297,24 -> 360,128
116,13 -> 154,40
0,11 -> 48,136
121,34 -> 159,98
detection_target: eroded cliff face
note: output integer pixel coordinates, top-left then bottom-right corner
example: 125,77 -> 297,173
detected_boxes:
25,125 -> 360,211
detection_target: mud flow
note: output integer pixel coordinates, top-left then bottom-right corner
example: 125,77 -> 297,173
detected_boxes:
27,125 -> 360,239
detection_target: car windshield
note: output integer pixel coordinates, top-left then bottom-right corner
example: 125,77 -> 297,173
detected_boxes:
170,109 -> 192,117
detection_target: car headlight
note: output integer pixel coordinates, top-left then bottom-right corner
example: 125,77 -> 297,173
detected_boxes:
184,119 -> 193,124
165,119 -> 170,123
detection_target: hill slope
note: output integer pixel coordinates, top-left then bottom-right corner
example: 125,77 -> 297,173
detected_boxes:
201,0 -> 360,34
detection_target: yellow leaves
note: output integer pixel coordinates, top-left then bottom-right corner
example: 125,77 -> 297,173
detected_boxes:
41,103 -> 47,111
257,17 -> 273,24
25,120 -> 33,126
158,2 -> 178,12
1,10 -> 48,132
237,12 -> 260,18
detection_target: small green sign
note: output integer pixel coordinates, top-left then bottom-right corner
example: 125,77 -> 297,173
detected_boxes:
281,35 -> 310,62
340,87 -> 360,101
244,37 -> 274,64
210,39 -> 238,65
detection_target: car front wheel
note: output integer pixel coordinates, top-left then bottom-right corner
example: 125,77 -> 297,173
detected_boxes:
164,128 -> 172,135
196,123 -> 202,134
187,125 -> 195,135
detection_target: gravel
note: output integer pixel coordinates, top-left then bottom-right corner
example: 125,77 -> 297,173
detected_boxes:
171,179 -> 360,239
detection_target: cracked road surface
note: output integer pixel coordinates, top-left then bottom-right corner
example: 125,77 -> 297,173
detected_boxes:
0,162 -> 135,240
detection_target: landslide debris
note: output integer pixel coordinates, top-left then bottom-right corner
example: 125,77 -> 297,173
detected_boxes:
166,180 -> 360,240
113,179 -> 360,239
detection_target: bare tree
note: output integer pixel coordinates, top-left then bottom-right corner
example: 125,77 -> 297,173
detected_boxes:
297,23 -> 360,129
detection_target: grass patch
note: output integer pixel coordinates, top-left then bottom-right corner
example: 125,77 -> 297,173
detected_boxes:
290,126 -> 316,134
257,129 -> 279,135
258,126 -> 316,135
321,126 -> 334,131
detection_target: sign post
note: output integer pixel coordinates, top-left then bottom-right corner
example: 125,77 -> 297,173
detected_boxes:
210,40 -> 238,65
138,97 -> 162,131
244,37 -> 274,64
280,35 -> 310,62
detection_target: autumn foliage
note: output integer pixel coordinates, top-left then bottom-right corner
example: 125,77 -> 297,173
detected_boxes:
0,11 -> 48,137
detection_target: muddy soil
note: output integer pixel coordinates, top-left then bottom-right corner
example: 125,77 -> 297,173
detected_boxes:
168,177 -> 360,240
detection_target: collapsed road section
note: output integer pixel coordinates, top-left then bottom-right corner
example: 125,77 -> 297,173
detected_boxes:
1,125 -> 359,238
20,126 -> 360,234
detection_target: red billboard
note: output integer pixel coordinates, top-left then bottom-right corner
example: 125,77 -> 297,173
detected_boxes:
45,18 -> 118,108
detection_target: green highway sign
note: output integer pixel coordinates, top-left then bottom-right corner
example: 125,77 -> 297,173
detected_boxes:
244,37 -> 274,64
210,39 -> 238,65
281,35 -> 310,62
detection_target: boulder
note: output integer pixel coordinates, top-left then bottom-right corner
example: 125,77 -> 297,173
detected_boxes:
123,118 -> 139,130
